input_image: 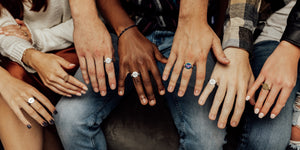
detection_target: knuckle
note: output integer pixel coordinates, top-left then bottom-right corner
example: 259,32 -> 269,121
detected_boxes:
97,72 -> 105,79
285,81 -> 295,88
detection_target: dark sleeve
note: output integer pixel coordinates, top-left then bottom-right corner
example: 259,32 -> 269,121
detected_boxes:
281,0 -> 300,47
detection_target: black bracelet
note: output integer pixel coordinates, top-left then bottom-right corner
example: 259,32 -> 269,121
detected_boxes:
118,24 -> 137,39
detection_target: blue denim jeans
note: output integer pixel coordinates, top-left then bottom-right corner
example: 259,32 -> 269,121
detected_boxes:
234,41 -> 300,150
54,31 -> 227,150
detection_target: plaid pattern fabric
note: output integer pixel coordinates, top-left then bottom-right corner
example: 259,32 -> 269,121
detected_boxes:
222,0 -> 262,54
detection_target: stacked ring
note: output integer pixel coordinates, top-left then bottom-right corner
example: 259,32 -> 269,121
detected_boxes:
104,58 -> 112,64
27,97 -> 35,104
209,79 -> 217,85
131,71 -> 140,78
184,63 -> 193,69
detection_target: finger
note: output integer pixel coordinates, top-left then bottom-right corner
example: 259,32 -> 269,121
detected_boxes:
217,86 -> 236,129
150,61 -> 165,96
95,57 -> 107,96
140,65 -> 156,106
46,84 -> 72,97
130,67 -> 148,105
177,62 -> 193,97
0,25 -> 20,31
118,63 -> 128,96
162,52 -> 176,81
15,19 -> 25,25
248,74 -> 256,105
31,89 -> 56,114
86,57 -> 99,92
167,59 -> 184,93
21,101 -> 48,127
12,107 -> 32,128
29,99 -> 54,125
208,81 -> 226,120
230,84 -> 247,127
259,86 -> 281,118
211,36 -> 230,65
49,80 -> 82,96
254,81 -> 272,116
198,78 -> 218,105
270,88 -> 293,119
194,61 -> 206,96
104,56 -> 117,90
57,57 -> 76,70
78,56 -> 89,84
246,75 -> 265,102
153,45 -> 168,64
67,76 -> 88,93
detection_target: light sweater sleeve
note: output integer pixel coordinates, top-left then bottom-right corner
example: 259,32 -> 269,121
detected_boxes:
27,19 -> 74,52
0,9 -> 36,72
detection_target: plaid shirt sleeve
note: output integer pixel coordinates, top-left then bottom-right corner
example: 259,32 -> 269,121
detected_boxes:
222,0 -> 261,54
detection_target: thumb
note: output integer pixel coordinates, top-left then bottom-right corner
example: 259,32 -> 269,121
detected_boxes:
153,46 -> 168,64
15,19 -> 25,26
211,37 -> 230,65
57,57 -> 76,69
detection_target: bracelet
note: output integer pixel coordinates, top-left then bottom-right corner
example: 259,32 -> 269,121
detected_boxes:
118,24 -> 137,39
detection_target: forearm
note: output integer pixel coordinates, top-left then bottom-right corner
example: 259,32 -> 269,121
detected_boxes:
97,0 -> 135,35
178,0 -> 208,25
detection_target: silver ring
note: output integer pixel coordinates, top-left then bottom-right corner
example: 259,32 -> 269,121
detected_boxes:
131,71 -> 140,78
104,58 -> 112,64
209,79 -> 217,85
27,97 -> 35,104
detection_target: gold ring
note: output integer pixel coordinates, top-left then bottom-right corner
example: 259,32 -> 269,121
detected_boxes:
262,83 -> 270,90
21,30 -> 28,36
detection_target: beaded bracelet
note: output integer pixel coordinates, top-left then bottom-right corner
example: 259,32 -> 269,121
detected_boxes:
118,24 -> 137,39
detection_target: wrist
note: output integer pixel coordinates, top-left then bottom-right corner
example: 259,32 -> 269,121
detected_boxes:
280,41 -> 300,60
224,47 -> 250,62
21,48 -> 42,69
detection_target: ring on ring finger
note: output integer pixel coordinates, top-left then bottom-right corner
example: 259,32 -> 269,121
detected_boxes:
261,83 -> 271,90
184,63 -> 193,69
209,79 -> 217,85
27,97 -> 35,104
131,71 -> 140,78
104,58 -> 113,64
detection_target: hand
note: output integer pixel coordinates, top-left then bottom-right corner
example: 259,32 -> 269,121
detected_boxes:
0,70 -> 56,128
162,23 -> 230,97
0,19 -> 32,42
73,18 -> 116,95
22,49 -> 88,97
247,41 -> 300,119
199,48 -> 254,129
118,27 -> 168,106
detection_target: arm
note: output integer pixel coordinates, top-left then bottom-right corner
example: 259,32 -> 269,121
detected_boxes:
68,0 -> 116,95
98,0 -> 168,106
199,0 -> 261,129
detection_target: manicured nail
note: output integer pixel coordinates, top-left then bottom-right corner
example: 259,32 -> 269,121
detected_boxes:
258,113 -> 264,118
168,86 -> 173,92
270,114 -> 276,119
49,119 -> 55,125
246,96 -> 250,101
254,108 -> 259,114
209,114 -> 216,120
94,88 -> 99,93
149,100 -> 156,106
111,84 -> 116,90
66,95 -> 72,98
76,92 -> 82,96
178,91 -> 184,97
42,122 -> 49,127
83,86 -> 88,91
142,98 -> 148,105
219,123 -> 225,128
199,98 -> 204,105
162,75 -> 168,81
159,89 -> 165,95
27,124 -> 32,129
81,90 -> 86,94
53,110 -> 58,115
194,90 -> 200,96
231,121 -> 237,127
69,64 -> 76,67
119,90 -> 124,95
101,91 -> 106,96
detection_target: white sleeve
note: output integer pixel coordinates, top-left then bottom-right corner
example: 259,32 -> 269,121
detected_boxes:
28,19 -> 74,52
0,9 -> 35,72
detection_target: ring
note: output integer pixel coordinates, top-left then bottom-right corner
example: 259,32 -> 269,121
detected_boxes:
131,71 -> 140,78
27,97 -> 35,104
184,63 -> 193,69
209,79 -> 217,85
63,75 -> 69,82
104,58 -> 112,64
21,30 -> 28,37
262,83 -> 270,90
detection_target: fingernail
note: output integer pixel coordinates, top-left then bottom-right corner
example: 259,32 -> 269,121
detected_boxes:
49,119 -> 55,125
194,90 -> 200,96
142,98 -> 148,105
209,114 -> 216,120
219,123 -> 225,128
159,89 -> 165,95
119,90 -> 124,95
111,84 -> 116,90
231,121 -> 237,127
168,86 -> 173,92
53,110 -> 58,115
83,86 -> 88,91
223,57 -> 230,63
94,88 -> 99,93
101,91 -> 106,96
162,75 -> 168,81
42,122 -> 49,127
81,90 -> 86,94
66,95 -> 72,98
76,92 -> 82,96
27,124 -> 32,129
199,99 -> 204,105
149,100 -> 156,106
178,91 -> 184,97
258,113 -> 264,118
254,108 -> 259,114
270,114 -> 276,119
69,64 -> 76,67
246,96 -> 250,101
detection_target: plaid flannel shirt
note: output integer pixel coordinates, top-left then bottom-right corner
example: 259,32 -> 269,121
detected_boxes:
222,0 -> 261,54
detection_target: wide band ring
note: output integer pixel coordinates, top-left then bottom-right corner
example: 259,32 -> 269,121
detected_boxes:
262,83 -> 270,90
27,97 -> 35,104
104,58 -> 113,64
63,75 -> 69,82
184,63 -> 193,69
131,71 -> 140,78
209,79 -> 217,85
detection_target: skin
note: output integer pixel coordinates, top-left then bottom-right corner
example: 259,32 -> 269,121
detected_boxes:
98,0 -> 168,106
247,41 -> 300,119
199,47 -> 254,129
69,0 -> 116,95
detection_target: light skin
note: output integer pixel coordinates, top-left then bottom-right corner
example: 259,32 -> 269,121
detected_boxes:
199,47 -> 254,129
247,41 -> 300,119
69,0 -> 116,96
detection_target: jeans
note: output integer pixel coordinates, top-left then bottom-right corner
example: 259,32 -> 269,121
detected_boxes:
54,30 -> 227,150
234,41 -> 300,150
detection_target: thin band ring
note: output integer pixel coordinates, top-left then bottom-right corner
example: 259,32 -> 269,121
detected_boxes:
131,71 -> 140,78
27,97 -> 35,104
184,63 -> 193,69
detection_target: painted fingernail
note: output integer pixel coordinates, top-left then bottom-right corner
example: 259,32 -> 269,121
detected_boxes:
142,98 -> 148,105
83,86 -> 88,91
27,124 -> 32,129
178,91 -> 184,97
194,90 -> 200,96
42,122 -> 49,127
254,108 -> 259,114
270,114 -> 276,119
81,90 -> 86,94
53,110 -> 58,115
69,64 -> 76,67
149,100 -> 156,106
168,86 -> 173,92
76,92 -> 82,96
231,121 -> 237,127
66,95 -> 72,98
258,113 -> 264,118
49,119 -> 55,125
246,96 -> 250,101
119,90 -> 124,96
94,88 -> 99,93
101,91 -> 106,96
111,84 -> 116,90
159,89 -> 165,95
162,75 -> 168,81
